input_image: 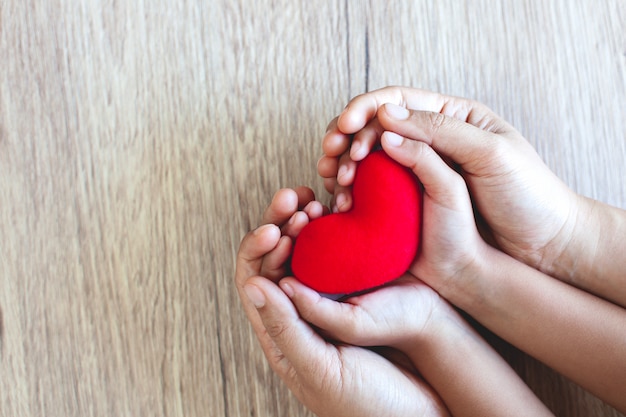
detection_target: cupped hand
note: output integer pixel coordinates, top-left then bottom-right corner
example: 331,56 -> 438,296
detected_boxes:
319,86 -> 580,275
280,274 -> 443,349
381,129 -> 490,296
234,187 -> 449,417
279,273 -> 553,417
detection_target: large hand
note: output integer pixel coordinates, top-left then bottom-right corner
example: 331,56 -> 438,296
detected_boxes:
319,86 -> 579,278
342,117 -> 626,414
234,188 -> 449,417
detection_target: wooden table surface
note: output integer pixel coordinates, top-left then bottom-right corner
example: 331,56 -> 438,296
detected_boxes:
1,1 -> 625,416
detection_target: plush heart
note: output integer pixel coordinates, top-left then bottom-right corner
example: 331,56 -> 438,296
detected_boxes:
291,150 -> 422,294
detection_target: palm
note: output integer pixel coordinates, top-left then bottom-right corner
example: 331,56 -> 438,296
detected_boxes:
292,343 -> 447,417
408,179 -> 485,291
235,188 -> 449,417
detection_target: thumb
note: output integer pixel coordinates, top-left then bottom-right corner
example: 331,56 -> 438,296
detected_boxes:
381,132 -> 469,205
377,103 -> 510,173
242,276 -> 332,379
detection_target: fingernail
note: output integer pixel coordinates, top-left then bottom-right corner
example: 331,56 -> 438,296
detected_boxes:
335,193 -> 346,210
244,284 -> 266,308
280,282 -> 295,298
337,164 -> 348,179
384,132 -> 404,147
385,103 -> 409,120
253,224 -> 273,236
350,141 -> 362,158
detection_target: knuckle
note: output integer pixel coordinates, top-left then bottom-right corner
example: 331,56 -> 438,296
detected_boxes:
406,140 -> 432,172
323,178 -> 335,193
236,232 -> 256,262
427,111 -> 447,135
267,345 -> 288,368
265,320 -> 290,340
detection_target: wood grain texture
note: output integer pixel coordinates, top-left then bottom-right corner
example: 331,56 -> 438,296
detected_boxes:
0,1 -> 624,416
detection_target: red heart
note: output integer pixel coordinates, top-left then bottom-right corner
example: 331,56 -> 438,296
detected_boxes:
291,150 -> 422,294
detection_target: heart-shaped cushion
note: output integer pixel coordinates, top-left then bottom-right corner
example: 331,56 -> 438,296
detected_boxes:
291,150 -> 422,294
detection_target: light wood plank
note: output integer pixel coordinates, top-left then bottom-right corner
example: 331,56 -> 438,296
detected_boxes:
0,1 -> 624,416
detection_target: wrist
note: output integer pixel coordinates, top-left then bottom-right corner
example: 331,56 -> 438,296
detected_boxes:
535,193 -> 593,283
394,256 -> 495,355
540,195 -> 626,305
434,242 -> 500,315
397,278 -> 555,417
392,294 -> 466,358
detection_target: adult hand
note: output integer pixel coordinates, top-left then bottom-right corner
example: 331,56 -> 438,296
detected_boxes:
318,86 -> 604,297
333,109 -> 626,413
234,188 -> 448,417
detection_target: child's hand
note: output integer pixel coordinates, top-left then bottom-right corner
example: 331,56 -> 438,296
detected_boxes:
289,135 -> 555,416
235,188 -> 449,417
282,274 -> 444,349
381,127 -> 490,295
279,275 -> 552,417
319,86 -> 577,280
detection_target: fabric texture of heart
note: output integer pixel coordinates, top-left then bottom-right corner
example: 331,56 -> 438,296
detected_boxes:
291,150 -> 422,294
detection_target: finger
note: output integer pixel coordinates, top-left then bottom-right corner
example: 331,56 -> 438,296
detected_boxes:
302,200 -> 325,220
322,117 -> 352,157
260,235 -> 292,281
236,224 -> 282,288
293,186 -> 316,210
331,183 -> 352,213
235,225 -> 284,353
381,132 -> 468,206
243,276 -> 330,377
320,151 -> 356,212
338,86 -> 514,135
262,188 -> 317,227
350,117 -> 384,161
338,86 -> 448,134
317,154 -> 339,178
262,189 -> 299,226
336,151 -> 358,187
318,151 -> 358,189
281,211 -> 310,239
262,201 -> 330,281
378,103 -> 516,171
323,177 -> 335,194
279,278 -> 372,346
337,86 -> 432,134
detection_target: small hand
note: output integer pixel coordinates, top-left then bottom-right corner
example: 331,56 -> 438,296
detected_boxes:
279,274 -> 553,417
381,126 -> 489,294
